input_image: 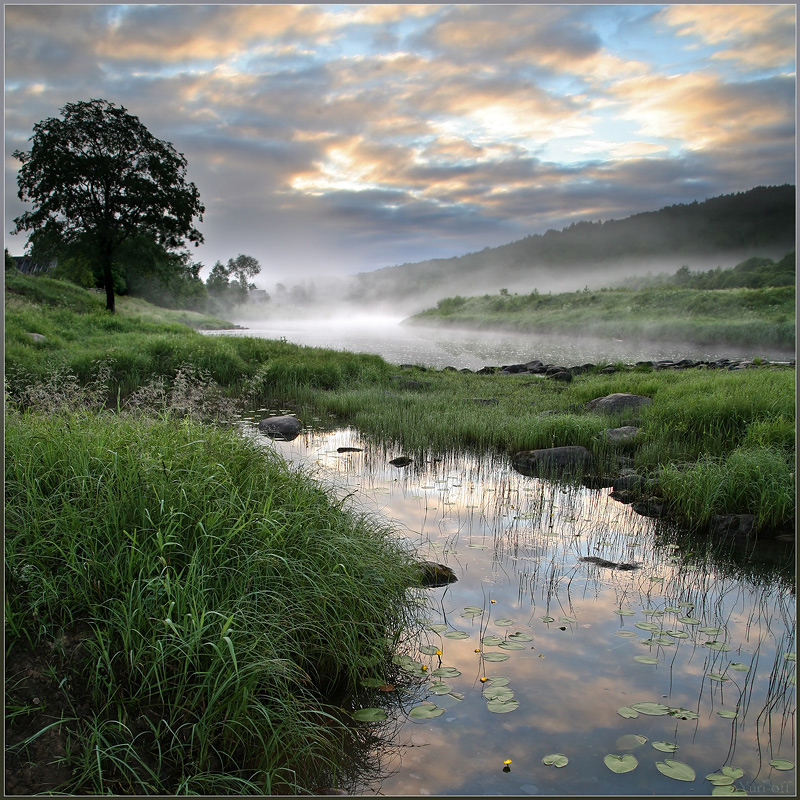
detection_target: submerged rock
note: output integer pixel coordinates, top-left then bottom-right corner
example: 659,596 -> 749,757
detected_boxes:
389,456 -> 413,467
416,561 -> 458,587
580,556 -> 640,571
258,415 -> 302,441
512,446 -> 592,478
710,514 -> 756,542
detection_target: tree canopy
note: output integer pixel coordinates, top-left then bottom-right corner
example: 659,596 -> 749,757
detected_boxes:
12,98 -> 204,312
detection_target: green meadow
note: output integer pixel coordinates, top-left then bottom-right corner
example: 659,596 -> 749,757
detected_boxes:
5,271 -> 795,793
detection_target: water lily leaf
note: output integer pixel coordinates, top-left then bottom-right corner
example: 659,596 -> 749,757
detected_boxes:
631,702 -> 671,715
495,618 -> 515,626
705,641 -> 731,652
499,640 -> 526,650
487,697 -> 520,713
711,787 -> 748,796
678,616 -> 701,625
430,681 -> 452,695
656,759 -> 696,781
783,652 -> 796,661
560,616 -> 577,624
352,707 -> 387,722
652,637 -> 675,645
361,677 -> 388,688
729,662 -> 750,672
652,741 -> 679,753
644,609 -> 665,617
634,655 -> 659,664
635,621 -> 660,632
444,630 -> 470,640
717,710 -> 739,718
540,616 -> 555,623
419,645 -> 440,655
483,652 -> 510,662
614,609 -> 636,616
482,635 -> 504,646
769,759 -> 794,771
615,734 -> 648,750
487,676 -> 510,686
484,686 -> 515,701
543,753 -> 569,768
615,630 -> 638,638
664,606 -> 682,613
604,753 -> 638,773
507,632 -> 534,642
669,708 -> 699,720
617,706 -> 639,719
678,602 -> 695,609
706,767 -> 744,785
431,666 -> 461,678
409,704 -> 445,719
425,623 -> 448,633
461,610 -> 484,619
463,606 -> 484,613
467,543 -> 488,549
448,691 -> 464,701
699,626 -> 724,635
708,673 -> 729,682
667,630 -> 690,639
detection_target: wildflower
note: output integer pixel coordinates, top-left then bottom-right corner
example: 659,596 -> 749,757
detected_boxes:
491,599 -> 497,604
474,647 -> 481,653
503,759 -> 512,766
435,649 -> 442,656
480,676 -> 488,682
503,759 -> 512,773
421,664 -> 428,671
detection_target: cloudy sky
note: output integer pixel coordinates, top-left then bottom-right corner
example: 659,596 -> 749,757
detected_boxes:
4,3 -> 796,284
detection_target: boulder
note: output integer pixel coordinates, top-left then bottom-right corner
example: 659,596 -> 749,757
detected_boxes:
512,446 -> 592,478
603,426 -> 640,445
258,415 -> 302,441
26,332 -> 46,342
710,514 -> 756,542
585,393 -> 652,414
416,561 -> 458,587
389,456 -> 413,467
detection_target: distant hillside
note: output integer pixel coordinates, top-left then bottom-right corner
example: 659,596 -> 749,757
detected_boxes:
347,185 -> 796,312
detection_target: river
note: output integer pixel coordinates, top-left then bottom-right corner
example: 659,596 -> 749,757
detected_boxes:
203,314 -> 795,371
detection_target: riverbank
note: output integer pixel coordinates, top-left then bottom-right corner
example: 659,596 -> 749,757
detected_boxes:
407,285 -> 795,351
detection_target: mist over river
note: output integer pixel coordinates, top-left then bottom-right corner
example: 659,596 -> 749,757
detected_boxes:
203,315 -> 794,370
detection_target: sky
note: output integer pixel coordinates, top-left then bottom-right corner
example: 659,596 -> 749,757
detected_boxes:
4,3 -> 797,286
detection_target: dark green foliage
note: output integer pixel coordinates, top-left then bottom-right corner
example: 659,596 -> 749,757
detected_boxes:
13,99 -> 204,313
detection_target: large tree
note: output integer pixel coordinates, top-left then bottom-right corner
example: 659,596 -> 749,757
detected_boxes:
12,98 -> 204,312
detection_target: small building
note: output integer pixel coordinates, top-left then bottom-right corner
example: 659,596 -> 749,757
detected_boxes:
13,256 -> 56,275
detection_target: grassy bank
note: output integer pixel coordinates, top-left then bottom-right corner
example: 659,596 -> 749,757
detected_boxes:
409,285 -> 796,350
5,410 -> 421,794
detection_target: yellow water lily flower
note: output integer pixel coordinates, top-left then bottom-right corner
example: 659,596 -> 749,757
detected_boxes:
503,759 -> 512,766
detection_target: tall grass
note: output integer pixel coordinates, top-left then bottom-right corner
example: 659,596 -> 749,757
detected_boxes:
5,410 -> 421,793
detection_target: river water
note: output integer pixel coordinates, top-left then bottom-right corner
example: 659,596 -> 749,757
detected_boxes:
205,315 -> 794,371
242,422 -> 795,797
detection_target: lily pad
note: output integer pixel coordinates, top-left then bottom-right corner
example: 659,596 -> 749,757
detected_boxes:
560,616 -> 577,624
729,662 -> 750,673
706,767 -> 744,785
409,704 -> 445,719
699,626 -> 724,635
652,637 -> 675,646
604,753 -> 638,774
461,609 -> 484,619
678,616 -> 701,625
615,630 -> 638,638
487,697 -> 520,713
429,681 -> 453,695
361,677 -> 388,688
352,707 -> 387,722
540,616 -> 555,623
431,666 -> 461,678
419,644 -> 441,655
631,702 -> 671,715
615,734 -> 647,750
769,759 -> 794,771
483,652 -> 510,662
783,652 -> 796,662
666,630 -> 690,639
717,710 -> 739,718
669,708 -> 699,720
425,623 -> 448,633
634,655 -> 659,665
543,753 -> 569,768
614,609 -> 636,616
617,706 -> 639,719
635,621 -> 661,632
711,787 -> 748,796
482,635 -> 504,646
652,741 -> 679,753
705,641 -> 732,652
708,673 -> 729,682
507,632 -> 534,642
499,640 -> 526,650
678,602 -> 695,609
444,630 -> 470,640
656,759 -> 696,781
643,609 -> 665,617
484,685 -> 515,701
495,618 -> 515,627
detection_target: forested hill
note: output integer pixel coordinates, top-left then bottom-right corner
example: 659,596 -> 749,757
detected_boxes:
347,184 -> 796,311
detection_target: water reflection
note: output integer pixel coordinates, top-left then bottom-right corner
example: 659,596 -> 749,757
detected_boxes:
246,423 -> 795,796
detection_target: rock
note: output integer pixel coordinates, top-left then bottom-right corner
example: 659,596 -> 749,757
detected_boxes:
631,497 -> 668,518
582,474 -> 615,489
336,446 -> 363,453
612,474 -> 648,492
549,370 -> 573,382
390,377 -> 429,389
417,561 -> 458,587
610,488 -> 638,504
258,415 -> 302,441
389,456 -> 413,467
512,446 -> 592,478
580,556 -> 639,570
603,426 -> 640,445
585,393 -> 652,414
26,332 -> 46,342
710,514 -> 756,542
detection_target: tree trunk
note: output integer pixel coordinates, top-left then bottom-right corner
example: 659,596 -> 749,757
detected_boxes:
101,238 -> 115,313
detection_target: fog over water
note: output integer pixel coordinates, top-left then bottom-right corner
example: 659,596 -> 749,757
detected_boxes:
205,314 -> 794,370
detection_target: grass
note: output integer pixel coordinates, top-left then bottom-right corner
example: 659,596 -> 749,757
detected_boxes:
411,285 -> 796,349
5,409 -> 422,794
